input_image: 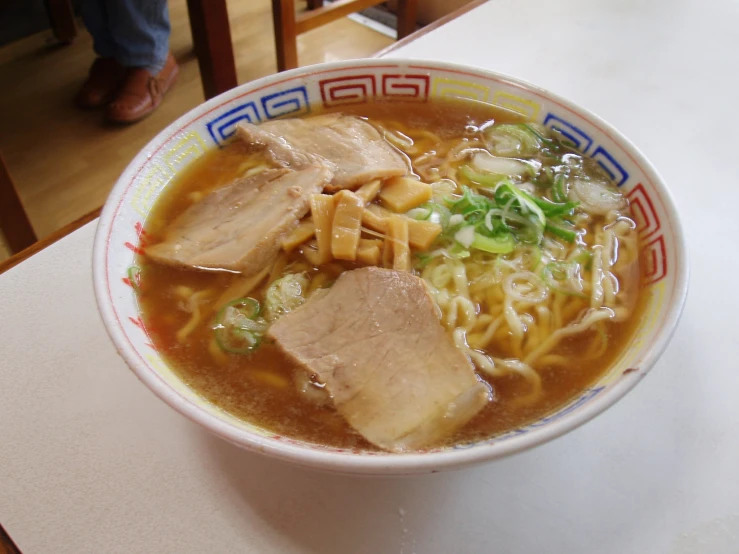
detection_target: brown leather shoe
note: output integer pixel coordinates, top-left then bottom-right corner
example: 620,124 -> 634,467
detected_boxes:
75,58 -> 126,109
106,53 -> 179,124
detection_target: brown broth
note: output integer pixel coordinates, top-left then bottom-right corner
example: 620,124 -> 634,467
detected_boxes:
137,99 -> 645,451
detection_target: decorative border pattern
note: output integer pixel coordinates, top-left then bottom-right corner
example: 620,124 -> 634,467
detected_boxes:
320,75 -> 376,107
491,91 -> 540,119
206,101 -> 261,145
627,183 -> 667,284
131,163 -> 172,218
592,145 -> 630,186
261,85 -> 310,119
106,63 -> 681,458
543,113 -> 593,153
643,235 -> 668,285
627,183 -> 662,239
162,131 -> 208,174
431,76 -> 489,101
381,74 -> 430,101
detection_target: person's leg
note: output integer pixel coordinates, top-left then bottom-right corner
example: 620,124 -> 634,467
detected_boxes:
106,0 -> 170,73
76,0 -> 126,108
105,0 -> 178,123
80,0 -> 116,59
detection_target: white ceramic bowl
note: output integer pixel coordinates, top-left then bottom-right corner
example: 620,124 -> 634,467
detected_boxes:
93,59 -> 688,475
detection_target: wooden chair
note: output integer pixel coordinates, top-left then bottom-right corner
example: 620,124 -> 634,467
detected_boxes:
272,0 -> 418,72
0,151 -> 37,254
44,0 -> 78,44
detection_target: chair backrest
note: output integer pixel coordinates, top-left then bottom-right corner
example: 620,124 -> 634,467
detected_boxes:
272,0 -> 418,71
0,151 -> 37,254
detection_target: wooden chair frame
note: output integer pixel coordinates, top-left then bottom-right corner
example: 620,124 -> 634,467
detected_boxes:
272,0 -> 418,72
0,152 -> 37,254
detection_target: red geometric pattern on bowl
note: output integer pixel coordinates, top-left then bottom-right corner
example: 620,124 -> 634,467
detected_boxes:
627,183 -> 662,240
319,75 -> 377,107
627,183 -> 667,284
320,73 -> 430,107
642,235 -> 668,285
380,74 -> 430,101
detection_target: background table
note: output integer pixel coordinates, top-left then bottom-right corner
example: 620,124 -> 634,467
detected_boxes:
2,0 -> 739,552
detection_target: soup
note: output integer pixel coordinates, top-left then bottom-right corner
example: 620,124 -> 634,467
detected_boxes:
135,99 -> 643,452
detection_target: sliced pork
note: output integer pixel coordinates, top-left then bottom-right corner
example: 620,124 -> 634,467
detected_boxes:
236,114 -> 408,191
268,267 -> 490,452
146,165 -> 332,275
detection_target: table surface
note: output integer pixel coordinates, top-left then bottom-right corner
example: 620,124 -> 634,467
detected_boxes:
3,0 -> 739,552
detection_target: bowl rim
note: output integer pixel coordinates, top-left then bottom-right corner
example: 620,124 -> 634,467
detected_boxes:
93,58 -> 689,475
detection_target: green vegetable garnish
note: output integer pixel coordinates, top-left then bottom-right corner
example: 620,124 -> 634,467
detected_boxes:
264,273 -> 309,322
471,233 -> 515,254
484,124 -> 543,157
459,165 -> 508,188
127,265 -> 142,293
551,175 -> 568,203
545,220 -> 578,243
213,297 -> 265,354
542,262 -> 587,298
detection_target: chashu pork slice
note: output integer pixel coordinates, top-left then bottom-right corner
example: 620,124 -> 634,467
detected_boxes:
268,267 -> 490,452
146,165 -> 331,275
236,113 -> 408,191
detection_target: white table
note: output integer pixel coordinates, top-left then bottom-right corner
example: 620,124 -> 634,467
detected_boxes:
3,1 -> 738,552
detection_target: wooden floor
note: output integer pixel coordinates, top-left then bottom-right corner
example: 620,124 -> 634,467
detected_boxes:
0,0 -> 392,262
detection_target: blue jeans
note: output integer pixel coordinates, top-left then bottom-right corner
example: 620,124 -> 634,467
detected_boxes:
81,0 -> 170,73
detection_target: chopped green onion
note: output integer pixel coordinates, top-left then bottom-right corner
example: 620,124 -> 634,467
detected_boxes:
454,225 -> 476,248
448,244 -> 471,258
530,196 -> 579,217
522,124 -> 554,145
571,247 -> 593,266
127,265 -> 142,293
471,151 -> 535,178
406,207 -> 431,220
264,273 -> 309,322
472,233 -> 515,254
494,182 -> 546,227
545,220 -> 578,243
415,252 -> 434,268
410,202 -> 451,229
484,124 -> 543,157
213,297 -> 265,354
459,165 -> 508,188
542,262 -> 587,298
551,175 -> 568,203
448,213 -> 464,226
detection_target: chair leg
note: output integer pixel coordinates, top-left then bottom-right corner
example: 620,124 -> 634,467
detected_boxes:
44,0 -> 77,44
186,0 -> 239,100
272,0 -> 299,72
307,0 -> 323,9
396,0 -> 418,39
0,152 -> 37,254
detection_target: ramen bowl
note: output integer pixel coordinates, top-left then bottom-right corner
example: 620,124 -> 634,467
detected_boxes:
93,59 -> 688,475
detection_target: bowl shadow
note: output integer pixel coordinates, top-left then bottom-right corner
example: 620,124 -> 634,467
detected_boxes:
200,431 -> 458,553
199,322 -> 698,554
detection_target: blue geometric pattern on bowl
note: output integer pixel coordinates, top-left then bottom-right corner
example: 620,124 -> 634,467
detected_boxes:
260,85 -> 310,120
592,145 -> 630,186
543,112 -> 594,153
205,101 -> 261,145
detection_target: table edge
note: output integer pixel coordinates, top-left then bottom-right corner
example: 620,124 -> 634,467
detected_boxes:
0,207 -> 101,275
374,0 -> 487,57
0,524 -> 21,554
